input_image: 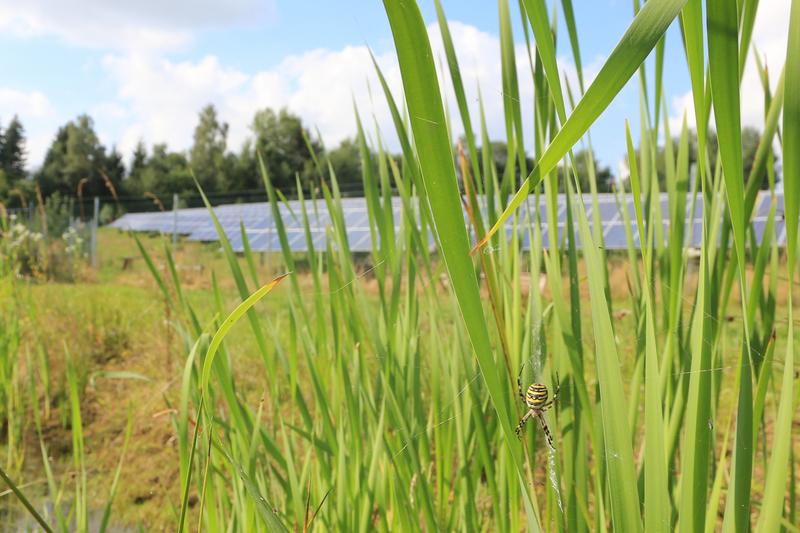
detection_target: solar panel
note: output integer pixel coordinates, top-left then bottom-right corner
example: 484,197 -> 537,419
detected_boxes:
603,225 -> 629,249
248,230 -> 286,252
109,191 -> 790,253
775,220 -> 787,246
595,201 -> 623,219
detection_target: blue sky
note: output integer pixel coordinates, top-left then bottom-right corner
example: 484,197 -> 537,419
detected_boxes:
0,0 -> 789,174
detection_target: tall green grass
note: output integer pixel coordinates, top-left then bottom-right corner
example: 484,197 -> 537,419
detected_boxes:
1,215 -> 26,474
146,0 -> 795,530
2,0 -> 797,530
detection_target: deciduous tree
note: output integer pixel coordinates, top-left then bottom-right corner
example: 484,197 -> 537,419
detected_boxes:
190,104 -> 229,192
36,114 -> 125,199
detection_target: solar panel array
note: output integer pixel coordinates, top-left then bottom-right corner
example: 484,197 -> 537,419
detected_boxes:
109,192 -> 787,252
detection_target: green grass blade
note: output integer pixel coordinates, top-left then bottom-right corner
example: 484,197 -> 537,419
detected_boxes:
216,438 -> 289,532
626,123 -> 669,533
132,233 -> 171,303
781,0 -> 800,271
560,0 -> 585,92
240,221 -> 261,288
194,177 -> 278,376
381,0 -> 541,528
367,49 -> 430,226
744,68 -> 784,220
200,273 -> 288,402
520,0 -> 567,122
708,1 -> 756,528
704,413 -> 736,533
572,179 -> 641,532
498,0 -> 526,176
678,0 -> 708,176
0,465 -> 53,532
707,0 -> 746,271
756,2 -> 799,529
178,336 -> 205,533
433,0 -> 482,185
99,405 -> 134,533
65,348 -> 87,532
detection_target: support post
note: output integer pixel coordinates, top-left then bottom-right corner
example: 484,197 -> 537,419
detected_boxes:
91,196 -> 99,269
172,193 -> 179,247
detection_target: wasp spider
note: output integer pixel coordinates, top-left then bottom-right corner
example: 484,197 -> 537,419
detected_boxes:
515,365 -> 559,448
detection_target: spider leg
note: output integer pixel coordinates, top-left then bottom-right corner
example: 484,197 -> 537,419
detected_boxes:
539,379 -> 560,412
517,363 -> 526,403
536,412 -> 554,449
515,410 -> 532,437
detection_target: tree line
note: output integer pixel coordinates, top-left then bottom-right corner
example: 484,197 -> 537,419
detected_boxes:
0,104 -> 776,212
0,105 -> 368,211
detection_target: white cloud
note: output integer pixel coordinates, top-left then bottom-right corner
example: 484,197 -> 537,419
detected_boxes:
668,91 -> 697,132
97,45 -> 401,160
17,20 -> 592,170
668,0 -> 790,135
95,21 -> 549,164
0,89 -> 53,117
99,53 -> 250,156
90,101 -> 130,122
0,88 -> 56,165
0,0 -> 276,51
4,3 -> 790,178
741,0 -> 790,126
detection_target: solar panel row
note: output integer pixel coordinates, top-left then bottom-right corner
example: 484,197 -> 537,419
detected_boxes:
109,192 -> 787,252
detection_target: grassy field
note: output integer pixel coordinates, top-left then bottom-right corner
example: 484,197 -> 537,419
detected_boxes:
3,230 -> 292,528
0,226 -> 796,530
2,0 -> 799,531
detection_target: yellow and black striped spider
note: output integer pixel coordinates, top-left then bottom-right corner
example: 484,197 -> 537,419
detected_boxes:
515,365 -> 559,448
